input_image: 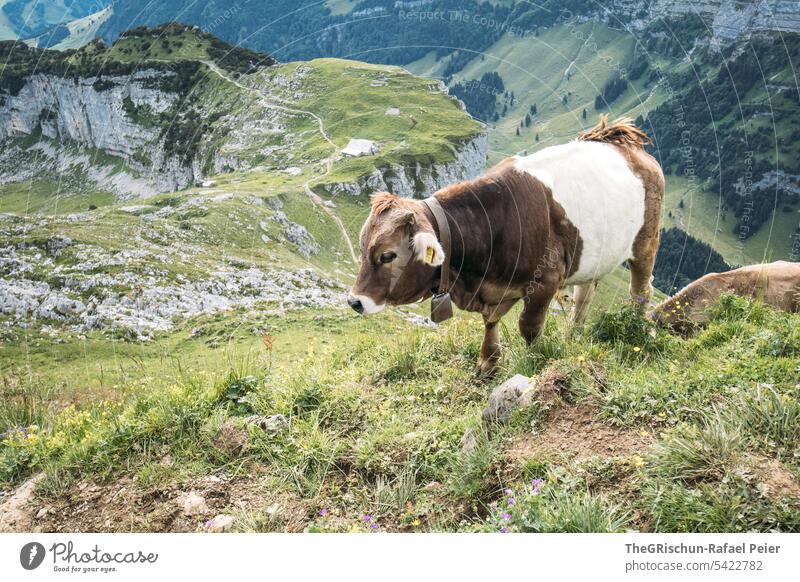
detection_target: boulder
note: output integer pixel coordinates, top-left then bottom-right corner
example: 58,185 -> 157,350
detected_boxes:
481,374 -> 531,424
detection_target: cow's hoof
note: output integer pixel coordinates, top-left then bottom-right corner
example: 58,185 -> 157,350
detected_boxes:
474,357 -> 499,378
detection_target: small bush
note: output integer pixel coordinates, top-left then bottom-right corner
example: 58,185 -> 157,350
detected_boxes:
592,304 -> 673,360
217,372 -> 263,415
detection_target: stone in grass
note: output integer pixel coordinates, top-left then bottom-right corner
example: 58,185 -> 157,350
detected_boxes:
460,427 -> 479,456
481,374 -> 531,424
180,492 -> 209,517
215,420 -> 249,457
206,514 -> 235,533
245,414 -> 288,433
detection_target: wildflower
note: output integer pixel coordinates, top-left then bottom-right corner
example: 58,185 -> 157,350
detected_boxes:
501,513 -> 512,521
531,478 -> 543,494
411,518 -> 420,527
500,527 -> 508,533
370,523 -> 379,530
363,514 -> 372,522
631,455 -> 646,468
507,497 -> 516,506
503,488 -> 513,496
632,346 -> 641,352
319,508 -> 329,517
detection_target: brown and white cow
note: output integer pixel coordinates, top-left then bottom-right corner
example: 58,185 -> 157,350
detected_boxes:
649,261 -> 800,331
348,117 -> 664,374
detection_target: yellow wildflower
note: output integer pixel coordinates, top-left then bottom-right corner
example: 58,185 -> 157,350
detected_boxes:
631,455 -> 646,468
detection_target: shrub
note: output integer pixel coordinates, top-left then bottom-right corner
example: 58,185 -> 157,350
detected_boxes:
592,304 -> 674,360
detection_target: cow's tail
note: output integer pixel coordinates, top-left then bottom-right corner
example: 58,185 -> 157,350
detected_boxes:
578,114 -> 652,148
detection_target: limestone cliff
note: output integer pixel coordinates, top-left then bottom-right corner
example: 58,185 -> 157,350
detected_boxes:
319,131 -> 488,199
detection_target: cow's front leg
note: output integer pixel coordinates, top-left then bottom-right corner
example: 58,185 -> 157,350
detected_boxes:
474,300 -> 518,376
475,317 -> 501,376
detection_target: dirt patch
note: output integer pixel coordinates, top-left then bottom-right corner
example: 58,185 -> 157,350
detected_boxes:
507,399 -> 652,464
748,455 -> 800,500
14,474 -> 311,533
0,473 -> 44,532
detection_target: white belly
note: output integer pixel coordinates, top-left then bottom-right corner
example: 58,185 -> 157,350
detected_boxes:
514,141 -> 645,285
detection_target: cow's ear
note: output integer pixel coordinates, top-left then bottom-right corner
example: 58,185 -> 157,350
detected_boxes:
400,210 -> 416,225
413,231 -> 444,266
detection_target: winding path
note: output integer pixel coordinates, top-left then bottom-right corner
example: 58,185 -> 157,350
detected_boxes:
203,61 -> 359,265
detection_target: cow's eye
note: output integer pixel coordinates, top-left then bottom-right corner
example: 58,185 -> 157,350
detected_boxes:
380,251 -> 397,264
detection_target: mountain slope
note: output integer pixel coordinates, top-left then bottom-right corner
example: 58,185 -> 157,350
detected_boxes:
0,24 -> 487,342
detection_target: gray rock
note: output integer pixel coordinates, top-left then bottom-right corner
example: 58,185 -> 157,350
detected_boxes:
215,420 -> 248,457
481,374 -> 531,424
246,414 -> 288,433
179,492 -> 208,517
460,427 -> 478,456
206,514 -> 235,533
45,236 -> 72,257
55,298 -> 86,317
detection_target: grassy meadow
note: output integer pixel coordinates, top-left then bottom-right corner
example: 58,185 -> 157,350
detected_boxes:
2,292 -> 799,533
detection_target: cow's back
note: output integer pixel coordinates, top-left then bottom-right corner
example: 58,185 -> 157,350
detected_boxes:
721,261 -> 800,312
513,141 -> 647,285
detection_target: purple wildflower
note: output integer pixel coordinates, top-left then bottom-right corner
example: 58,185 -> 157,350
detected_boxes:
531,478 -> 543,494
370,523 -> 379,530
507,497 -> 516,506
501,513 -> 511,521
500,527 -> 508,533
503,488 -> 513,496
363,514 -> 372,522
319,508 -> 329,517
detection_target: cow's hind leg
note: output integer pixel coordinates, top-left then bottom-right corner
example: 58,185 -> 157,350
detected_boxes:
629,237 -> 659,310
629,161 -> 663,309
569,281 -> 598,327
518,292 -> 552,345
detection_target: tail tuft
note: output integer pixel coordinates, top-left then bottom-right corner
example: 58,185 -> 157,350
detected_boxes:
578,114 -> 652,148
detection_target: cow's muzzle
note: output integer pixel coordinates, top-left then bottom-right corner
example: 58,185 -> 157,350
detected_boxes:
347,293 -> 385,315
348,295 -> 364,314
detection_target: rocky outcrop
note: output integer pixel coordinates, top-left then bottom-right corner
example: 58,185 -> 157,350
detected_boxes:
318,131 -> 488,199
604,0 -> 800,39
0,70 -> 204,194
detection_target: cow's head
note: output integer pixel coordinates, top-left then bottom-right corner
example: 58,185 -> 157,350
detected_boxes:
348,192 -> 444,314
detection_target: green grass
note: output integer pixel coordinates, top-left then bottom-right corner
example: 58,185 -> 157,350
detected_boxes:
663,175 -> 798,265
2,294 -> 798,532
292,58 -> 483,164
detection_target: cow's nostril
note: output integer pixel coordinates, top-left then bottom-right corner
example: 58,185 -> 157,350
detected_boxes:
348,297 -> 364,314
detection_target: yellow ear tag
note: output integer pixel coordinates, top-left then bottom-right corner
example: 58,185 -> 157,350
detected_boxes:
425,247 -> 435,265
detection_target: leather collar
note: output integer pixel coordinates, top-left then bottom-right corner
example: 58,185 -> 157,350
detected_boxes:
421,196 -> 451,293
